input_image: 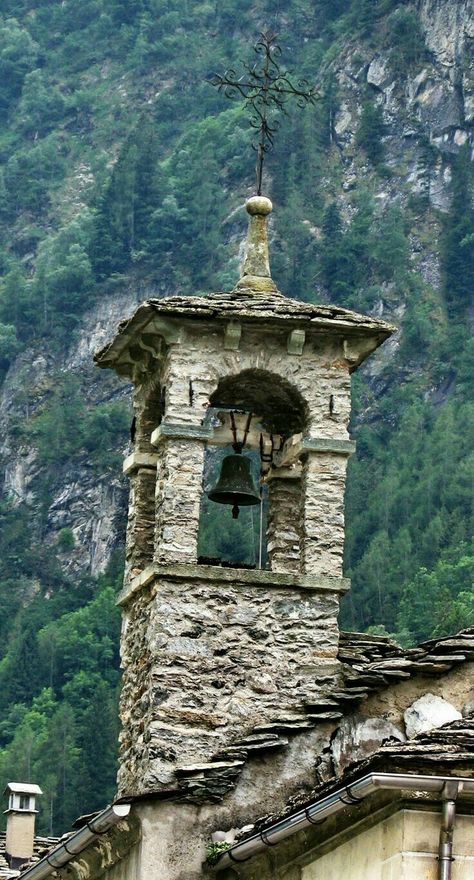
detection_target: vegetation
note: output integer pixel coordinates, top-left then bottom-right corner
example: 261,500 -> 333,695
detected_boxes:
0,0 -> 472,836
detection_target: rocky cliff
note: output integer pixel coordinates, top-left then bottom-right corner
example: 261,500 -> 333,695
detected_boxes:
0,0 -> 471,587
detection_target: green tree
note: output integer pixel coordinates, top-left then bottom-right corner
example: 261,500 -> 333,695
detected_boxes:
16,69 -> 67,136
355,98 -> 386,166
0,17 -> 39,118
441,144 -> 474,318
386,8 -> 426,69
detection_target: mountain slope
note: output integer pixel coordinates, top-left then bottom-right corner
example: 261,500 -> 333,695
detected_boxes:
0,0 -> 472,833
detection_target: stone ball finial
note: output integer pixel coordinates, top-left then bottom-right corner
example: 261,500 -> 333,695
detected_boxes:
246,195 -> 273,216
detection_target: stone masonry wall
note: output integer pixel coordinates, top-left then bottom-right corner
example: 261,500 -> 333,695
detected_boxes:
124,468 -> 157,581
302,453 -> 348,577
267,476 -> 302,574
163,326 -> 352,440
117,572 -> 342,796
154,438 -> 205,565
118,318 -> 358,796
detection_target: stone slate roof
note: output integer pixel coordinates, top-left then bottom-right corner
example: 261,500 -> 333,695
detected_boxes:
94,293 -> 395,371
337,627 -> 474,698
162,628 -> 474,801
0,833 -> 59,879
240,716 -> 474,839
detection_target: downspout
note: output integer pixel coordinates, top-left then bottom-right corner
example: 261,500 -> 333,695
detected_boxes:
18,804 -> 131,880
215,773 -> 474,870
438,781 -> 459,880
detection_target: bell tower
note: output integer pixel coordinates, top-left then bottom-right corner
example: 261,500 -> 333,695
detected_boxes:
95,196 -> 394,799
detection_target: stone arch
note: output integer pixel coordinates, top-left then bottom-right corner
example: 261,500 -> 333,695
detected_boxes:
209,368 -> 309,438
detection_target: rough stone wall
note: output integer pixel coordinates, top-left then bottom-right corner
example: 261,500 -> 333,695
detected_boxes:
118,318 -> 356,795
266,477 -> 302,574
301,453 -> 347,578
124,468 -> 157,581
118,585 -> 155,795
154,439 -> 205,565
163,326 -> 352,440
117,572 -> 342,796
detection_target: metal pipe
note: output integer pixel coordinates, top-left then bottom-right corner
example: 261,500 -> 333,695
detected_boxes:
216,773 -> 474,870
438,782 -> 459,880
19,804 -> 131,880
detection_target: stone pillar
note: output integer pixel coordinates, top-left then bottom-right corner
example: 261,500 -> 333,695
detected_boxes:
266,472 -> 302,574
301,452 -> 348,578
153,426 -> 209,565
124,465 -> 157,581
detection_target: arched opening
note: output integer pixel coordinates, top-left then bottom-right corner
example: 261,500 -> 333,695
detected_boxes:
198,370 -> 307,570
209,368 -> 308,438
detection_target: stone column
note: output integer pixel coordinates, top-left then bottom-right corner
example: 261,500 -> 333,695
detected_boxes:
153,424 -> 210,565
266,472 -> 302,574
301,451 -> 348,578
124,465 -> 157,582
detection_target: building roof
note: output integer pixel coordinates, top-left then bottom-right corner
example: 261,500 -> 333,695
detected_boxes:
213,716 -> 474,869
252,715 -> 474,835
130,627 -> 474,802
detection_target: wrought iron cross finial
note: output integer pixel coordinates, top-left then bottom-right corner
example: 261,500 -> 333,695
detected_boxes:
210,32 -> 317,195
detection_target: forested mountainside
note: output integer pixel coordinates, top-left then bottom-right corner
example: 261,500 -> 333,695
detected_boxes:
0,0 -> 472,835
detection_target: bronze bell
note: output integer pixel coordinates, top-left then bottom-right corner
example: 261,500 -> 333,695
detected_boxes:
208,451 -> 261,519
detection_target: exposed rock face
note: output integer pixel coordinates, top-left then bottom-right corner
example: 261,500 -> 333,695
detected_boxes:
331,0 -> 473,217
0,291 -> 136,577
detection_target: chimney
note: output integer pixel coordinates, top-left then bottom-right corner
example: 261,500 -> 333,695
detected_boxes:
4,783 -> 42,869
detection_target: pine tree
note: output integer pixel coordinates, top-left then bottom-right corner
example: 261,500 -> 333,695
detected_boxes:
441,144 -> 474,318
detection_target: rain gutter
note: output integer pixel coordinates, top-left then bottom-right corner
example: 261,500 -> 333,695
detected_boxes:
18,804 -> 131,880
215,772 -> 474,870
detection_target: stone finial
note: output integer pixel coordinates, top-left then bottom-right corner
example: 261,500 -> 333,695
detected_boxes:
234,196 -> 277,293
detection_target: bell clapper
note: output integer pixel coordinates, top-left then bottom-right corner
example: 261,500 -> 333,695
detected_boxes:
232,503 -> 240,520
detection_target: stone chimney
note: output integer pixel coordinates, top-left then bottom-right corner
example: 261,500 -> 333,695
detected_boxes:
4,783 -> 42,869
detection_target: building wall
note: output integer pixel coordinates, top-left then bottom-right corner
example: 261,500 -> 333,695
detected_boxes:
302,810 -> 474,880
118,569 -> 344,795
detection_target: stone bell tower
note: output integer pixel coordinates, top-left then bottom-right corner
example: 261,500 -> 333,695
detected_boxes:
95,196 -> 394,800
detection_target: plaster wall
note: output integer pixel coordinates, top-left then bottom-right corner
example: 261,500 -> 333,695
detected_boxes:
5,813 -> 35,860
302,810 -> 474,880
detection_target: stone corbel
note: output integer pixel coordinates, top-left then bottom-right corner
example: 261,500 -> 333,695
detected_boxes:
343,336 -> 380,368
145,316 -> 182,344
123,452 -> 158,475
287,328 -> 306,355
265,464 -> 302,481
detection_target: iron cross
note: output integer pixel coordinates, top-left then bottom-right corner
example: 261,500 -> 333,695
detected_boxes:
210,32 -> 317,195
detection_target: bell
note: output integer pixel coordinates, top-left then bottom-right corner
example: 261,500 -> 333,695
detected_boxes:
208,452 -> 261,519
